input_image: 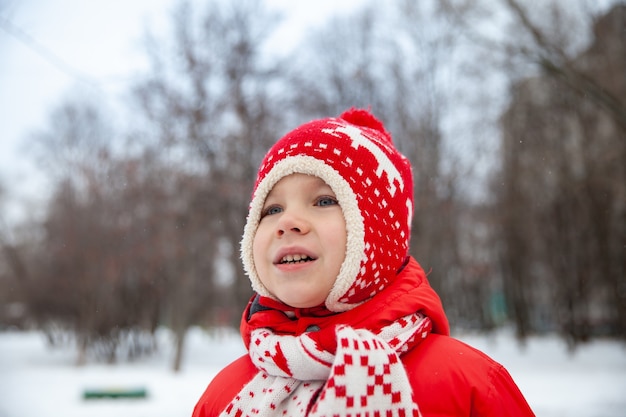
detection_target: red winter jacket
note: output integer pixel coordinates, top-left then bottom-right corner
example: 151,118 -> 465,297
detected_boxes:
193,257 -> 535,417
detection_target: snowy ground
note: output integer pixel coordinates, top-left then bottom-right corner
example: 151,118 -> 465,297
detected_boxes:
1,327 -> 625,417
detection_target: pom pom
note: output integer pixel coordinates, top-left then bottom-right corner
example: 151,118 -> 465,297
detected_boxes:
339,108 -> 392,143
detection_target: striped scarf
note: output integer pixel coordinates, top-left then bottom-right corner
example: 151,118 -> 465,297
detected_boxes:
221,312 -> 432,417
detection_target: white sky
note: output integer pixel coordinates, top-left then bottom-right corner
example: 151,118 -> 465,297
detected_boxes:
3,0 -> 614,224
0,0 -> 172,222
0,0 -> 366,224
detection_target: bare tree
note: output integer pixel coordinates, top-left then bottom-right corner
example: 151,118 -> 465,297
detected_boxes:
131,0 -> 285,371
488,2 -> 625,344
0,183 -> 30,329
25,97 -> 162,363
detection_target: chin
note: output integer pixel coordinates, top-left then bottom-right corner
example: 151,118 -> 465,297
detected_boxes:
282,299 -> 323,309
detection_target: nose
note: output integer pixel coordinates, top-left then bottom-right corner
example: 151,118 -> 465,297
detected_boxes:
276,208 -> 309,237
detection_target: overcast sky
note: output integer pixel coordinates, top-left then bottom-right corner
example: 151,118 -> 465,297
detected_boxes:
0,0 -> 365,223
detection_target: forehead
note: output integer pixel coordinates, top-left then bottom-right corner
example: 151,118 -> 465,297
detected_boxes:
267,173 -> 332,195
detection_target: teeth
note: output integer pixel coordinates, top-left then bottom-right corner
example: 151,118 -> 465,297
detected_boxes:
281,254 -> 312,264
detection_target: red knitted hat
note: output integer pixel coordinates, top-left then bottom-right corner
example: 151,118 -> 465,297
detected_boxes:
241,108 -> 414,312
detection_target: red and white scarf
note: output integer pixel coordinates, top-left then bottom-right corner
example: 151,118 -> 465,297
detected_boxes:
221,312 -> 432,417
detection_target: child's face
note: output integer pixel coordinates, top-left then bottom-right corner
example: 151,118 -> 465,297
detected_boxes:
252,173 -> 347,308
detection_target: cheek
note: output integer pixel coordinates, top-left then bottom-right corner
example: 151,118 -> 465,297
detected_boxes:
252,222 -> 275,275
251,229 -> 266,267
327,221 -> 348,266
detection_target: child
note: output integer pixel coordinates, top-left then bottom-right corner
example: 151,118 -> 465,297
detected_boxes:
192,108 -> 535,417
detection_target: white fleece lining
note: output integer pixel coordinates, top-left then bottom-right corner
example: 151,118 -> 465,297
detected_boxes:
240,155 -> 365,312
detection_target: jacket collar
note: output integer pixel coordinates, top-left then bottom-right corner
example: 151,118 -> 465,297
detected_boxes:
240,256 -> 450,353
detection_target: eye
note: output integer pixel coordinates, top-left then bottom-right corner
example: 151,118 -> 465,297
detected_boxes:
316,196 -> 338,207
261,205 -> 283,218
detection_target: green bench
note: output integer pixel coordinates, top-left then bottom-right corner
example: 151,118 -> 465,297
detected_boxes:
83,387 -> 148,399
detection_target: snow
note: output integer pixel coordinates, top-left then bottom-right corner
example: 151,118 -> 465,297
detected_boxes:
1,327 -> 624,416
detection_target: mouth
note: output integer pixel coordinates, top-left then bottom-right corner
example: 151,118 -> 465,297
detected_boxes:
277,254 -> 317,265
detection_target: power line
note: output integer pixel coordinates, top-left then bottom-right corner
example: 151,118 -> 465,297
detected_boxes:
0,14 -> 99,89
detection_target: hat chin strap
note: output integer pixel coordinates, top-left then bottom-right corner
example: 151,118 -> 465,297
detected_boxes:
240,156 -> 365,312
